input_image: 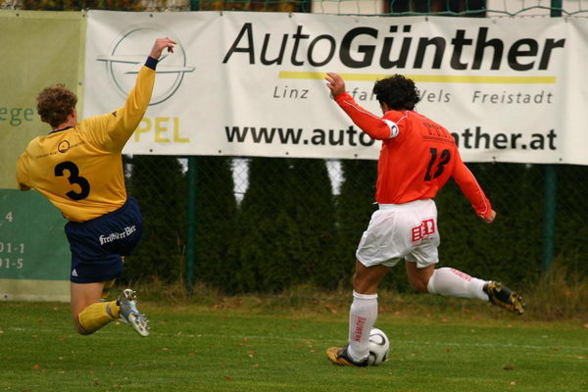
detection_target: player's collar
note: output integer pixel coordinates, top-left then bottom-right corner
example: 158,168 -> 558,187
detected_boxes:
50,126 -> 73,134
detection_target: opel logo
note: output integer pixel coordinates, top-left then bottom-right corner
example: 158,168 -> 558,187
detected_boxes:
58,140 -> 70,153
97,26 -> 195,105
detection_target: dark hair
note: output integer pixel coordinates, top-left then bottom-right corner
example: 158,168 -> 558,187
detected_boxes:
372,74 -> 420,110
36,84 -> 77,128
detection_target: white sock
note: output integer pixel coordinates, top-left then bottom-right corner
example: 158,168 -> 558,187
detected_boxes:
347,291 -> 378,361
426,267 -> 489,301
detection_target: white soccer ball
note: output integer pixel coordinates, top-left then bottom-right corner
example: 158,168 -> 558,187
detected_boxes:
367,328 -> 390,366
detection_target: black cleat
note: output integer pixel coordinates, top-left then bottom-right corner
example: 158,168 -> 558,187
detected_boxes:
484,281 -> 526,315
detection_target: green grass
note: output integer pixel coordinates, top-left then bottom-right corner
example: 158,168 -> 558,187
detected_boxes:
1,299 -> 587,392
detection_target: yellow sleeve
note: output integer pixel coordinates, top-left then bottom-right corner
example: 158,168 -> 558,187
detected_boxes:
16,151 -> 31,191
85,64 -> 156,152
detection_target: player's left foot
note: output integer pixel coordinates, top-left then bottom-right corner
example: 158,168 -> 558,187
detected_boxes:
484,281 -> 526,315
326,345 -> 368,367
118,289 -> 150,336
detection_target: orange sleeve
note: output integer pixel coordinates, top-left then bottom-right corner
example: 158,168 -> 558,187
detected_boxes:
451,153 -> 493,219
334,93 -> 396,140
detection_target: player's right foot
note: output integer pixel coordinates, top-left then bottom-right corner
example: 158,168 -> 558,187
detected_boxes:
118,289 -> 150,336
484,281 -> 526,315
326,345 -> 368,367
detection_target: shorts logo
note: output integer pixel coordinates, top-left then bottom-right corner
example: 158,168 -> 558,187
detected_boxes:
411,218 -> 436,242
97,26 -> 195,105
99,225 -> 137,245
71,268 -> 78,277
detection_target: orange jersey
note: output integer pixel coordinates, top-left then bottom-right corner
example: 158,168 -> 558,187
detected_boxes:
334,92 -> 492,219
16,63 -> 156,222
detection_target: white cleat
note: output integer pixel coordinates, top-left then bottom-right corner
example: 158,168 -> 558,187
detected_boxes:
118,289 -> 150,336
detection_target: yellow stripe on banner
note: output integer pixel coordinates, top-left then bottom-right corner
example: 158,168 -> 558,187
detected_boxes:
278,71 -> 557,84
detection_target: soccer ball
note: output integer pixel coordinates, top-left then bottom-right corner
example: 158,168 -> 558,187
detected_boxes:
367,328 -> 390,366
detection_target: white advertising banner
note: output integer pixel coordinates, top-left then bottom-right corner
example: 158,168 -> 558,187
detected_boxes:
83,11 -> 588,164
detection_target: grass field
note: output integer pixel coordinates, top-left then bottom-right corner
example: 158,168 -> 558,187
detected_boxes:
1,296 -> 587,392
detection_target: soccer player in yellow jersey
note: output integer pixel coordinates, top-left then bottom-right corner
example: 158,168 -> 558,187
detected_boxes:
16,37 -> 176,337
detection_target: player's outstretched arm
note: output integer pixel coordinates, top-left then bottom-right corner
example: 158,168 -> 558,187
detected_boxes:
452,154 -> 495,223
325,72 -> 396,140
96,38 -> 176,152
149,37 -> 176,60
325,72 -> 346,98
483,210 -> 497,224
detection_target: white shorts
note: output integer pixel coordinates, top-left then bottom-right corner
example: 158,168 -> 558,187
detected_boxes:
355,199 -> 440,269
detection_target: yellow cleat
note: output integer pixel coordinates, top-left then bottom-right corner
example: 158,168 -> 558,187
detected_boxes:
326,346 -> 368,367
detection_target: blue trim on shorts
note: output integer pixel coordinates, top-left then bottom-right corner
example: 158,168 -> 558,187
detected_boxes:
65,197 -> 143,283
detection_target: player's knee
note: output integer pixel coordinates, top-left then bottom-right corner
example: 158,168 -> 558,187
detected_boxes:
352,274 -> 379,294
73,317 -> 94,335
408,276 -> 429,292
351,272 -> 360,289
74,325 -> 93,335
352,273 -> 367,293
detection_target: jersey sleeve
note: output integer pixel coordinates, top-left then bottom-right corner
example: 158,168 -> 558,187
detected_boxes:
85,57 -> 158,152
334,93 -> 399,140
15,151 -> 31,191
451,152 -> 493,219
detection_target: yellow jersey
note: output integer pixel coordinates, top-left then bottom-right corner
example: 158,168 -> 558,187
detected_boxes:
16,62 -> 156,222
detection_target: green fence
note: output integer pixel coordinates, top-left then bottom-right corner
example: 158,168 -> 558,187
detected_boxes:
121,156 -> 588,294
4,0 -> 587,294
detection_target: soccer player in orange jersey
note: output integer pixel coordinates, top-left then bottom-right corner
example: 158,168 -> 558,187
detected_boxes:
324,73 -> 526,367
16,38 -> 176,337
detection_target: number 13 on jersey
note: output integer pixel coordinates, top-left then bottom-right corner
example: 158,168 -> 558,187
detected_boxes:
424,148 -> 451,181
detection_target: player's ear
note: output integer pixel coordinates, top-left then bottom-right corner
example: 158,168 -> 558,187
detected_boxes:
380,102 -> 389,114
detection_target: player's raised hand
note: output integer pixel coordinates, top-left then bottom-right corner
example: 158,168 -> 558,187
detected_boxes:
483,209 -> 497,224
325,72 -> 346,98
150,38 -> 177,60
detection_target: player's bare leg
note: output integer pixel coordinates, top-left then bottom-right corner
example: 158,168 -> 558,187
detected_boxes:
71,282 -> 113,334
101,279 -> 116,299
406,262 -> 525,315
71,282 -> 149,335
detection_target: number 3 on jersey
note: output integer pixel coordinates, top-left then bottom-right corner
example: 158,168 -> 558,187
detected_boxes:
54,161 -> 91,200
424,148 -> 451,181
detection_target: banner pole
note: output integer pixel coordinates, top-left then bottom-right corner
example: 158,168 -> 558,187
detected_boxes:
541,1 -> 562,272
185,156 -> 197,294
542,165 -> 557,272
184,0 -> 200,295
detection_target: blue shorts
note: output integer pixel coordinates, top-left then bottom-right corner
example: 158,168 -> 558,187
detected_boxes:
65,197 -> 143,283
